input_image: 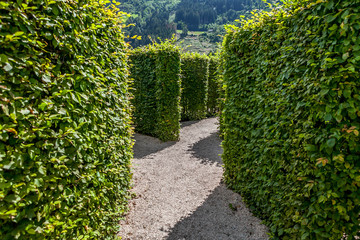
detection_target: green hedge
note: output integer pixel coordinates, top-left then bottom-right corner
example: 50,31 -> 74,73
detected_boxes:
155,44 -> 182,141
218,53 -> 226,138
221,0 -> 360,239
180,53 -> 209,121
129,48 -> 157,136
0,1 -> 132,239
130,42 -> 181,141
207,55 -> 220,116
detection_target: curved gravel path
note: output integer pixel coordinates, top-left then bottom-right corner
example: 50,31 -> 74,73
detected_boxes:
119,118 -> 269,240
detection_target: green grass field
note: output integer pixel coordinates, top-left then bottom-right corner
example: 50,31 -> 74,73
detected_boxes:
176,30 -> 205,36
175,31 -> 218,54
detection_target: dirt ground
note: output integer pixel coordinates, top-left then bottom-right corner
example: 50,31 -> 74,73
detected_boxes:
119,118 -> 269,240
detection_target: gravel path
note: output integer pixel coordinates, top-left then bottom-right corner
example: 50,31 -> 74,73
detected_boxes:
119,118 -> 269,240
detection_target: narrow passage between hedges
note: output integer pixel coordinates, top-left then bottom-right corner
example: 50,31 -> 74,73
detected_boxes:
119,118 -> 268,240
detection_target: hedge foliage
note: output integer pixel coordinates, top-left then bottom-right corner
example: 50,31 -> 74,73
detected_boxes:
217,55 -> 226,137
129,48 -> 157,136
130,42 -> 181,141
221,0 -> 360,239
207,55 -> 220,116
0,0 -> 132,239
180,53 -> 209,121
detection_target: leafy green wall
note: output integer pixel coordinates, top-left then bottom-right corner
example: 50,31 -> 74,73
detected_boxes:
155,44 -> 182,141
130,43 -> 181,141
180,53 -> 209,121
0,1 -> 132,239
217,53 -> 226,137
221,0 -> 360,239
207,55 -> 220,116
130,48 -> 157,136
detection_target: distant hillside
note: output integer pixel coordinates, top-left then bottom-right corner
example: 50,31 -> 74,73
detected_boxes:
175,0 -> 269,31
116,0 -> 277,48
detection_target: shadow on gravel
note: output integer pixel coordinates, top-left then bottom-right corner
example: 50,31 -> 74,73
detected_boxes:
189,131 -> 223,166
180,120 -> 200,128
166,184 -> 269,240
133,133 -> 176,159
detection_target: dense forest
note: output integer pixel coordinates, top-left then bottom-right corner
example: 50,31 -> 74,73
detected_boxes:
116,0 -> 276,47
175,0 -> 269,30
116,0 -> 179,47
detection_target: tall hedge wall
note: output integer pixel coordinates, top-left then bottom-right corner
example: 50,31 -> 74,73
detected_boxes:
130,43 -> 181,141
155,44 -> 182,141
129,48 -> 157,136
180,53 -> 209,121
221,0 -> 360,239
0,1 -> 132,239
207,56 -> 220,116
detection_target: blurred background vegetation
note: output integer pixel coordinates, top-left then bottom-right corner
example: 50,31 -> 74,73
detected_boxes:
115,0 -> 280,54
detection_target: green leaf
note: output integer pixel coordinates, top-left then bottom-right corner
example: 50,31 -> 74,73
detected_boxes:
320,89 -> 329,96
0,133 -> 9,142
38,102 -> 48,111
305,144 -> 317,152
4,194 -> 21,203
343,89 -> 351,98
335,109 -> 343,122
42,74 -> 51,83
38,166 -> 46,175
325,1 -> 334,9
3,63 -> 12,72
20,109 -> 30,115
319,195 -> 327,203
324,113 -> 332,121
0,2 -> 10,7
52,6 -> 59,16
3,161 -> 14,170
325,14 -> 337,23
59,108 -> 67,115
329,24 -> 338,31
0,54 -> 8,63
27,228 -> 36,234
326,138 -> 336,148
14,31 -> 24,37
301,232 -> 310,240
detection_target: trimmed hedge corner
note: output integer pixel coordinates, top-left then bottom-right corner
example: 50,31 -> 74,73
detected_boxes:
130,42 -> 181,141
0,1 -> 132,239
221,0 -> 360,239
180,53 -> 209,121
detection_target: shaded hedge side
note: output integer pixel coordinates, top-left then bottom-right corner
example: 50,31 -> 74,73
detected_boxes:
217,55 -> 226,138
180,53 -> 209,121
129,49 -> 157,136
130,43 -> 181,141
207,56 -> 220,116
0,0 -> 133,239
221,0 -> 360,239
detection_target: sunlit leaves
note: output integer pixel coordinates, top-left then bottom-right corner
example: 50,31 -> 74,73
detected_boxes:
221,0 -> 360,239
0,0 -> 132,239
130,41 -> 181,141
